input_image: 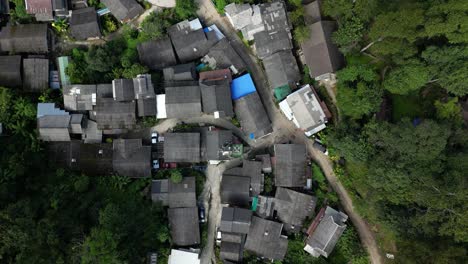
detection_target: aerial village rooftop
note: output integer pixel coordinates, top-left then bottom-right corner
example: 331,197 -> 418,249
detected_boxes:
0,0 -> 349,263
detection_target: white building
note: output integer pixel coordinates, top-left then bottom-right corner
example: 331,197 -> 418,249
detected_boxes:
168,249 -> 200,264
279,85 -> 328,136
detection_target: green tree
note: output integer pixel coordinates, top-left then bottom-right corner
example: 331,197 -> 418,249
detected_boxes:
434,97 -> 463,125
81,229 -> 123,264
333,16 -> 364,53
383,64 -> 430,95
140,11 -> 172,40
170,170 -> 183,183
336,65 -> 382,119
175,0 -> 197,20
293,25 -> 310,44
424,0 -> 468,44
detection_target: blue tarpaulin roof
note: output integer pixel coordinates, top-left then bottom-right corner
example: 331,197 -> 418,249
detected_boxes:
231,73 -> 256,100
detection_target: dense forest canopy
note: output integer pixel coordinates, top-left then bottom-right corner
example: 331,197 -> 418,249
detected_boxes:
323,0 -> 468,263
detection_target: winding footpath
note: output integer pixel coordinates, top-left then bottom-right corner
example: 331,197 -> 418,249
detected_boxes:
150,1 -> 384,263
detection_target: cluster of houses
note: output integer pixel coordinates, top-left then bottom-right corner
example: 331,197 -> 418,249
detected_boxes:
150,142 -> 349,263
0,0 -> 351,262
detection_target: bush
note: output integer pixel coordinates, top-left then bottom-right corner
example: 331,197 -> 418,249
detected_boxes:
170,170 -> 183,183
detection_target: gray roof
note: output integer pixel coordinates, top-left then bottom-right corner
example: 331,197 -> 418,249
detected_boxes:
305,207 -> 348,257
220,207 -> 252,234
0,24 -> 48,53
274,187 -> 317,231
47,141 -> 114,174
0,56 -> 22,87
224,3 -> 253,30
253,1 -> 292,59
234,92 -> 272,139
201,39 -> 246,74
137,97 -> 156,117
133,74 -> 155,99
165,85 -> 201,118
304,0 -> 322,24
82,120 -> 103,143
221,175 -> 250,206
112,79 -> 135,101
63,84 -> 97,111
70,114 -> 85,134
97,83 -> 114,99
23,58 -> 49,92
244,216 -> 288,260
101,0 -> 143,22
168,21 -> 217,63
169,177 -> 197,208
274,144 -> 307,187
163,63 -> 197,82
220,242 -> 242,262
224,160 -> 263,196
38,115 -> 71,142
168,207 -> 200,246
200,129 -> 233,161
301,21 -> 344,78
137,38 -> 177,70
263,50 -> 300,89
256,195 -> 275,218
283,85 -> 327,134
70,7 -> 102,40
113,139 -> 151,178
151,177 -> 197,208
253,30 -> 292,60
163,133 -> 200,163
95,98 -> 136,130
200,80 -> 234,117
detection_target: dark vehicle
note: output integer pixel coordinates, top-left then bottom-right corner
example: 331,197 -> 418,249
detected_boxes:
313,140 -> 328,155
199,206 -> 206,223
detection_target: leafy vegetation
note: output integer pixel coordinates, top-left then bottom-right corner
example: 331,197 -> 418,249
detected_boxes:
324,0 -> 468,262
0,89 -> 170,263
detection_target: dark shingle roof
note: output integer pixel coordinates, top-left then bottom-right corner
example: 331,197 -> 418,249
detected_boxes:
0,56 -> 22,87
274,187 -> 317,231
220,242 -> 242,262
70,7 -> 102,40
163,133 -> 200,163
95,98 -> 136,130
263,50 -> 300,89
101,0 -> 143,22
112,138 -> 151,178
274,144 -> 307,187
224,160 -> 263,196
168,176 -> 197,208
165,85 -> 201,118
151,177 -> 197,208
301,21 -> 344,78
0,24 -> 48,53
234,92 -> 272,139
163,63 -> 197,82
305,207 -> 348,257
304,0 -> 322,24
112,79 -> 135,101
200,80 -> 234,117
200,129 -> 233,161
201,39 -> 246,74
168,207 -> 200,246
253,30 -> 292,59
47,141 -> 114,175
220,207 -> 252,234
137,38 -> 177,70
137,97 -> 156,117
244,216 -> 288,260
168,20 -> 217,63
23,58 -> 49,92
221,175 -> 250,206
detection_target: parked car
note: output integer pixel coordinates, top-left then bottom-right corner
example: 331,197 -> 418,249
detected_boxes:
216,228 -> 222,245
313,140 -> 328,155
199,206 -> 206,223
152,159 -> 160,170
151,132 -> 158,144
